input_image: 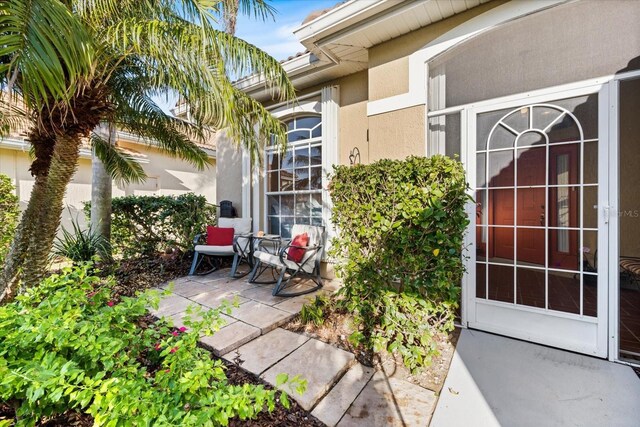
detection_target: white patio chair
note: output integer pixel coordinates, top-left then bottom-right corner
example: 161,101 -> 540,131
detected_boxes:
189,217 -> 252,278
249,224 -> 324,297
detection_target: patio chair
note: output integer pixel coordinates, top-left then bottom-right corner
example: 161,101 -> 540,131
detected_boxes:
620,256 -> 640,287
249,224 -> 325,297
189,217 -> 252,278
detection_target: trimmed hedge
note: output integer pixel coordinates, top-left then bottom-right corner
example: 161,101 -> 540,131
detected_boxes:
329,155 -> 470,370
0,174 -> 19,267
85,193 -> 216,258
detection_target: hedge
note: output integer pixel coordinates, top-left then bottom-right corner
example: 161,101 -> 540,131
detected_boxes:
329,155 -> 470,370
85,193 -> 216,258
0,174 -> 19,268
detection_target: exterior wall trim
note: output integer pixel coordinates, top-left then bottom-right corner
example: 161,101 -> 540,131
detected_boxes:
366,0 -> 566,117
321,85 -> 340,258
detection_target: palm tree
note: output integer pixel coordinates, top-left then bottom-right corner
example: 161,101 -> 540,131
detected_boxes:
89,0 -> 243,258
0,0 -> 294,301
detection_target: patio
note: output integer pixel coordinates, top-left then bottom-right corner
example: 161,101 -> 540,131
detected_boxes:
150,268 -> 441,426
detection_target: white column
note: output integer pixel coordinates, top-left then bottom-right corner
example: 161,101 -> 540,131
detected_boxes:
321,85 -> 340,258
241,148 -> 251,218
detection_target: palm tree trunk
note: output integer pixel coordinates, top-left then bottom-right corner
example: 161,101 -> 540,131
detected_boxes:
0,174 -> 48,301
90,124 -> 114,258
21,134 -> 83,290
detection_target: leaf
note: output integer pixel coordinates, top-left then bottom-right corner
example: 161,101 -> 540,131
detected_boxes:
275,373 -> 288,386
432,248 -> 440,257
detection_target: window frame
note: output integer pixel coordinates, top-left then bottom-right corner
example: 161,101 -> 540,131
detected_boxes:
264,115 -> 323,237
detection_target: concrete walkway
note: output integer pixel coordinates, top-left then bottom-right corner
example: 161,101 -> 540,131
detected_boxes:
151,269 -> 439,426
431,329 -> 640,427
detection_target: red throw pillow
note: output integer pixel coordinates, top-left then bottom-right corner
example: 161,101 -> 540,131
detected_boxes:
206,226 -> 234,246
287,233 -> 309,263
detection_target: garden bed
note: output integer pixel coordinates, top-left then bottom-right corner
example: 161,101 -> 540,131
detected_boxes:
0,357 -> 323,427
0,266 -> 324,427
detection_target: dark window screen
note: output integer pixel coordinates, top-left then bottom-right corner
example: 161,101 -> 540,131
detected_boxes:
428,1 -> 640,110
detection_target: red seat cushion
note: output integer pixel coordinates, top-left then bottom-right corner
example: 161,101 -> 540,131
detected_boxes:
206,226 -> 234,246
287,233 -> 309,263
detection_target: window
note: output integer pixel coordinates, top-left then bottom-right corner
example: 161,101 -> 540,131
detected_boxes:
427,112 -> 461,158
266,116 -> 323,238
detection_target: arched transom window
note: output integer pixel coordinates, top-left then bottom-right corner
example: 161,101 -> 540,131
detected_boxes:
265,115 -> 323,237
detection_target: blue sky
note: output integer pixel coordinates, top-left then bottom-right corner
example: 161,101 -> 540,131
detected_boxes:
156,0 -> 338,113
236,0 -> 338,61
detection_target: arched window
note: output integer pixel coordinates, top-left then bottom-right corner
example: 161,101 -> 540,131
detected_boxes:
265,115 -> 323,237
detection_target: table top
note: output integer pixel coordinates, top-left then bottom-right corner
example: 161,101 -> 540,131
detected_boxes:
253,234 -> 281,240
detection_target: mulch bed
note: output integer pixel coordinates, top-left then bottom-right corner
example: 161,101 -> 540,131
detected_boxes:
283,303 -> 460,395
105,253 -> 193,297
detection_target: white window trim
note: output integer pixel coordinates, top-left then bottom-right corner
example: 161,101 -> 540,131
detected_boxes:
249,86 -> 340,261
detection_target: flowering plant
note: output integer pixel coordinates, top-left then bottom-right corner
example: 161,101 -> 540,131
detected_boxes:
0,263 -> 303,426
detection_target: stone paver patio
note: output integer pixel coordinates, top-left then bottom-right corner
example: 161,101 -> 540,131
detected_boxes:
151,268 -> 439,426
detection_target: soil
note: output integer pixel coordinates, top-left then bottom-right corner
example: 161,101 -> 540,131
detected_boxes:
283,305 -> 460,395
104,253 -> 192,297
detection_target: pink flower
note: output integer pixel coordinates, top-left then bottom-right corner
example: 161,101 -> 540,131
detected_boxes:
107,301 -> 115,307
179,327 -> 187,333
171,331 -> 179,337
154,343 -> 162,351
170,347 -> 178,354
165,369 -> 171,373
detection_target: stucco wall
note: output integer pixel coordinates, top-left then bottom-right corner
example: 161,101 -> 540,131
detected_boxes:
214,132 -> 244,216
368,0 -> 506,101
0,142 -> 216,234
337,71 -> 369,165
368,105 -> 425,162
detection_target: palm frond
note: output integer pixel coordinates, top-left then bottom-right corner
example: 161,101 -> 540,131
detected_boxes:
91,131 -> 147,185
0,97 -> 30,137
113,97 -> 211,171
105,17 -> 295,102
0,0 -> 93,109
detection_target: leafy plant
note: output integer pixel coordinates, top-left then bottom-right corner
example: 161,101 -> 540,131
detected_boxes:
0,174 -> 19,267
85,193 -> 217,258
327,155 -> 470,371
0,263 -> 304,426
300,294 -> 330,326
53,212 -> 110,263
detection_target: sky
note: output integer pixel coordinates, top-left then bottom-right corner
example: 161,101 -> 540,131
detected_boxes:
236,0 -> 338,61
156,0 -> 338,113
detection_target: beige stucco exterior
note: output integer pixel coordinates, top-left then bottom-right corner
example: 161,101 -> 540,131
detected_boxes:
368,105 -> 426,162
0,139 -> 216,234
213,133 -> 243,215
368,0 -> 506,102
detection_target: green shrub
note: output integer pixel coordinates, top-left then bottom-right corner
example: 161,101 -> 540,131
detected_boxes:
54,212 -> 110,263
85,193 -> 216,257
328,155 -> 470,371
0,263 -> 304,426
0,174 -> 19,267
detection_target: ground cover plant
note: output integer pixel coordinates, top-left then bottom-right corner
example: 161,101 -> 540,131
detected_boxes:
0,263 -> 306,426
296,155 -> 470,373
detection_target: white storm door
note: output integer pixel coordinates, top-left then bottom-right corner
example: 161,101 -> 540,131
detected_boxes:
464,84 -> 609,358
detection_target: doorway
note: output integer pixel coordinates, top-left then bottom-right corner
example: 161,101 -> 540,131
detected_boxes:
467,85 -> 608,357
